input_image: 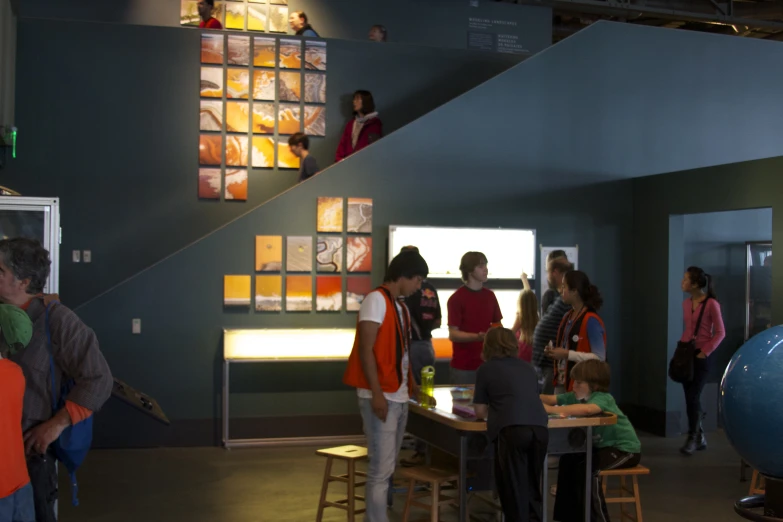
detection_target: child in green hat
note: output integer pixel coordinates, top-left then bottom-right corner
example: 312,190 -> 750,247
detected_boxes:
0,304 -> 35,522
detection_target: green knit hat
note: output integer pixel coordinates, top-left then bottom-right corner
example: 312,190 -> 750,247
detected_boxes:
0,304 -> 33,355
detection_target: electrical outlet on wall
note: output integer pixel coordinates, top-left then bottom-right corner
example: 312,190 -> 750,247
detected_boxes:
132,319 -> 141,334
72,250 -> 80,263
83,250 -> 92,263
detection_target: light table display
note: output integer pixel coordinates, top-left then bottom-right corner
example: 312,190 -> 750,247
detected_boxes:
222,327 -> 451,447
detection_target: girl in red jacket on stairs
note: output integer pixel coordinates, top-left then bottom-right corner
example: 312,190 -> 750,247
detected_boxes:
335,90 -> 383,161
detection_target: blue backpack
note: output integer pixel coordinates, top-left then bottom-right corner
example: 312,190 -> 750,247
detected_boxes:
45,301 -> 93,507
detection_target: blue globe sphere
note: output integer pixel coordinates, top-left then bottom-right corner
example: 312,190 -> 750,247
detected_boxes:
720,326 -> 783,478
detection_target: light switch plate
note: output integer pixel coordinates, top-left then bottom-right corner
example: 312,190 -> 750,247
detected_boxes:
72,250 -> 80,263
132,319 -> 141,334
83,250 -> 92,263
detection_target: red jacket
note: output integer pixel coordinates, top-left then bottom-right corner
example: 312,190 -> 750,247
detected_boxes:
335,116 -> 383,161
200,17 -> 223,29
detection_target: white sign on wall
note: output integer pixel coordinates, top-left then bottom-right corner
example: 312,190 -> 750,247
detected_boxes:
539,245 -> 579,295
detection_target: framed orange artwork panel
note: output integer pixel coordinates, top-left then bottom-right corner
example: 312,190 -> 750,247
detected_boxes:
256,235 -> 283,271
286,275 -> 312,312
316,276 -> 342,312
224,275 -> 251,306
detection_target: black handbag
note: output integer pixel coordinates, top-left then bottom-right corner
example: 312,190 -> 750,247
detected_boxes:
668,297 -> 709,383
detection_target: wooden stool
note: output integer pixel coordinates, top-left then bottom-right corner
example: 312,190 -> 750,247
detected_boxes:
599,465 -> 650,522
316,445 -> 368,522
749,469 -> 766,495
400,466 -> 459,522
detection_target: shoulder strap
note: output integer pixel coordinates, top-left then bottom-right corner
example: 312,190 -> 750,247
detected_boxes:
692,297 -> 709,340
377,287 -> 409,344
45,300 -> 61,412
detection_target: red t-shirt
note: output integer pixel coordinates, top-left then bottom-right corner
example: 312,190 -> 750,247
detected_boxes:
0,359 -> 30,498
447,287 -> 502,371
199,17 -> 223,29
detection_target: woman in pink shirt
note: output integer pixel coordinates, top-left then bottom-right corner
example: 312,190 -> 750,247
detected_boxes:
679,266 -> 725,456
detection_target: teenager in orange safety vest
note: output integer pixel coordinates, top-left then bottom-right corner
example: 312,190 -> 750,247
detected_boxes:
343,250 -> 429,522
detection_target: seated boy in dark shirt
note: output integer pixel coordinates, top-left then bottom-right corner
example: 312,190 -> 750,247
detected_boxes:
540,359 -> 641,522
473,328 -> 549,522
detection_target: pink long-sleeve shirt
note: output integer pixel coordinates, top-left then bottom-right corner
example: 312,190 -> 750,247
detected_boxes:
680,298 -> 725,356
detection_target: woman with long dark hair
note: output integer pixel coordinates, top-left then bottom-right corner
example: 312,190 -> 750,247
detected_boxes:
335,90 -> 383,161
679,266 -> 725,455
544,270 -> 606,392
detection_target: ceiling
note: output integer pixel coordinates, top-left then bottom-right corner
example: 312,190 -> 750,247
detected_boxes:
498,0 -> 783,42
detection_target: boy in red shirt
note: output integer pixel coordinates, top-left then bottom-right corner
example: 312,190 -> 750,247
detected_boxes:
198,0 -> 223,29
0,304 -> 35,522
447,251 -> 502,384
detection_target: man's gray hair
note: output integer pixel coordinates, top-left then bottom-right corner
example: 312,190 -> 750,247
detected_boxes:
0,238 -> 51,294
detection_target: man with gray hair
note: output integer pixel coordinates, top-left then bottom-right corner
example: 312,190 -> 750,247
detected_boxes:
0,238 -> 112,522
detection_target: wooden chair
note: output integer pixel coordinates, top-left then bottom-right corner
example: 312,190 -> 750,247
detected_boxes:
400,466 -> 460,522
316,445 -> 368,522
749,469 -> 766,495
599,465 -> 650,522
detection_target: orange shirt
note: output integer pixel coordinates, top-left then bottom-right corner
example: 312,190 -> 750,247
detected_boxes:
0,359 -> 30,497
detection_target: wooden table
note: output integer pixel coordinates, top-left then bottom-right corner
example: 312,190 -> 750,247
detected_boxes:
408,386 -> 617,522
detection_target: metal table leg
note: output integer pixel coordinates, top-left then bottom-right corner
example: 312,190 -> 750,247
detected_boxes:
222,361 -> 230,447
542,452 -> 549,521
459,433 -> 468,522
584,427 -> 593,522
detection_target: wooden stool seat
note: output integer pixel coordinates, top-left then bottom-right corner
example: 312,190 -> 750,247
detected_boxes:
316,446 -> 368,522
316,445 -> 368,460
599,465 -> 650,522
400,466 -> 460,522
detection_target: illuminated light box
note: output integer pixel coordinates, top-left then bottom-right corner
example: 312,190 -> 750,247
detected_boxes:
224,328 -> 356,361
430,288 -> 522,340
388,225 -> 536,280
223,328 -> 453,361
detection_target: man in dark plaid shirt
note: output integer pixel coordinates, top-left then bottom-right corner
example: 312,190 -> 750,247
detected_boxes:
0,238 -> 112,522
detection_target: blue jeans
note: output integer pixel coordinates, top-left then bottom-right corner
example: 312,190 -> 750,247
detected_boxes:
0,484 -> 35,522
359,398 -> 408,522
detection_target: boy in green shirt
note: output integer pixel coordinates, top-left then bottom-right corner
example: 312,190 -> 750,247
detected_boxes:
540,359 -> 641,522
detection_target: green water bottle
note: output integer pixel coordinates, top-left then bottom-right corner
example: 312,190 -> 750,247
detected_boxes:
421,366 -> 435,407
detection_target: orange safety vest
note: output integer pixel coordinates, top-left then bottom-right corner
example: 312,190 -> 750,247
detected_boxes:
553,308 -> 606,391
343,286 -> 413,394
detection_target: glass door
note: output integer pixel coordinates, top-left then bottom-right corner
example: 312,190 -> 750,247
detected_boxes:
746,241 -> 772,340
0,197 -> 60,294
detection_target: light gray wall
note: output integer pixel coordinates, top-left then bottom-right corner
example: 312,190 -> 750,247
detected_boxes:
17,0 -> 552,53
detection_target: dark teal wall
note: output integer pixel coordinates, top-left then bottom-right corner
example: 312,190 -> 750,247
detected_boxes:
7,19 -> 783,445
76,171 -> 632,445
3,19 -> 522,307
631,160 -> 783,436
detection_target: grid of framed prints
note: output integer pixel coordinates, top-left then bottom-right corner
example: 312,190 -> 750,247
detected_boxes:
199,33 -> 327,201
182,0 -> 291,33
223,198 -> 373,312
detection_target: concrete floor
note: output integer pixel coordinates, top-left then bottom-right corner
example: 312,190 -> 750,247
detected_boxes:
60,431 -> 752,522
